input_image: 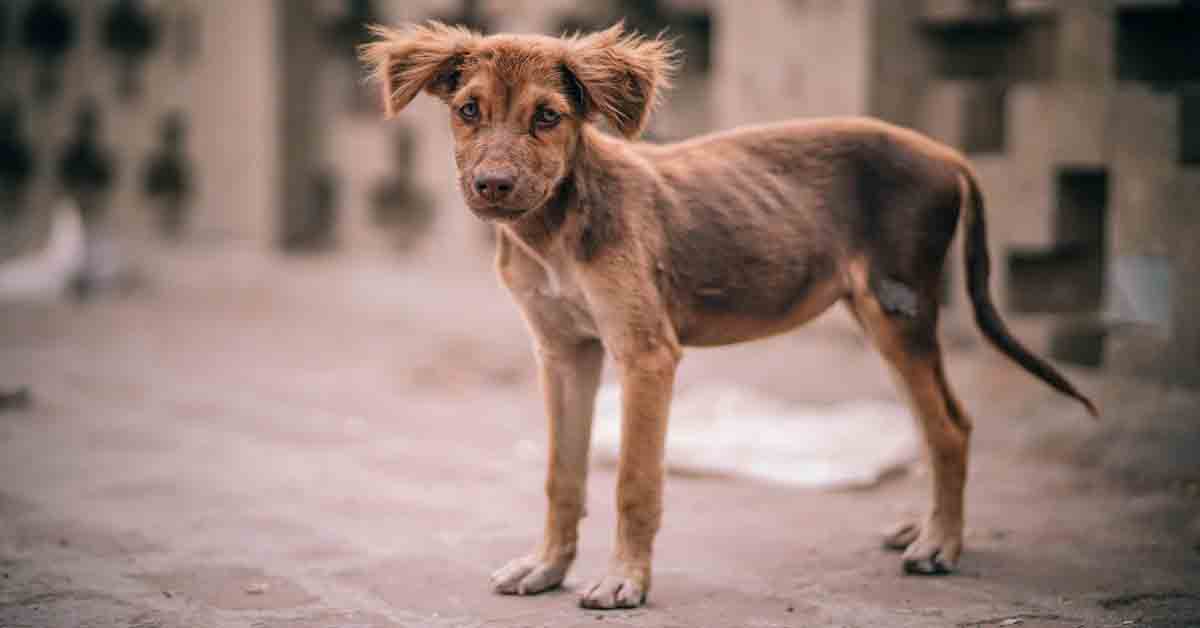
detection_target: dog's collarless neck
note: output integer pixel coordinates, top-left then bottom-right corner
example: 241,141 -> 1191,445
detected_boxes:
503,173 -> 573,248
501,125 -> 621,266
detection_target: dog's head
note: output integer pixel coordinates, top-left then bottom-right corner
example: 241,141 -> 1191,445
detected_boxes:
361,22 -> 676,221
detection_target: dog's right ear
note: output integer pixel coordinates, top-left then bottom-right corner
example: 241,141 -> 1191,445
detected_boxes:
360,21 -> 479,118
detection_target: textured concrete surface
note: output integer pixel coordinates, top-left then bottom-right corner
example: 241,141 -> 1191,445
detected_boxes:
1,248 -> 1198,627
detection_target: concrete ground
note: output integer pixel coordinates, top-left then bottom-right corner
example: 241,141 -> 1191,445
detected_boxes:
1,247 -> 1198,628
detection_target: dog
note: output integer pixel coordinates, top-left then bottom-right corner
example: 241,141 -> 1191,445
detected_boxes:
361,22 -> 1097,610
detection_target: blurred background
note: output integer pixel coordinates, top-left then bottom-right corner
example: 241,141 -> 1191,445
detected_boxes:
2,0 -> 1197,379
0,1 -> 1198,627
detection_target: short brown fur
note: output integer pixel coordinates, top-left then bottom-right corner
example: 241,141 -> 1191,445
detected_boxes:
362,21 -> 1097,610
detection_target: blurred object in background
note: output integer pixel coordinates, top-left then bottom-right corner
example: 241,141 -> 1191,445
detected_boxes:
369,125 -> 433,252
322,0 -> 380,115
3,0 -> 208,274
279,1 -> 337,254
58,103 -> 114,236
1007,168 -> 1107,315
1107,255 -> 1171,331
0,387 -> 32,412
0,101 -> 35,223
20,0 -> 76,104
167,0 -> 199,69
57,101 -> 127,298
281,168 -> 339,253
432,0 -> 492,33
142,110 -> 193,241
0,4 -> 9,62
101,0 -> 159,103
0,198 -> 83,302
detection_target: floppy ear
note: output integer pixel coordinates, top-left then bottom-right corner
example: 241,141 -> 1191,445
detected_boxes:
564,22 -> 679,138
360,21 -> 480,118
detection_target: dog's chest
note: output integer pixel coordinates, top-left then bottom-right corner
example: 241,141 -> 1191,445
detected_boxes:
527,276 -> 598,339
500,240 -> 600,341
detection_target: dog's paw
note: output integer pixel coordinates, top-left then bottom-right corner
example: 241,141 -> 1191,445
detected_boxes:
881,520 -> 921,551
579,572 -> 648,610
490,554 -> 570,596
897,522 -> 962,575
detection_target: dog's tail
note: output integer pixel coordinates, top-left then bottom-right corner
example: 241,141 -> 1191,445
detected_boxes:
957,167 -> 1099,417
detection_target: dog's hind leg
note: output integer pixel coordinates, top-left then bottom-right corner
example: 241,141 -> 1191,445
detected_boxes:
847,264 -> 972,575
491,339 -> 605,595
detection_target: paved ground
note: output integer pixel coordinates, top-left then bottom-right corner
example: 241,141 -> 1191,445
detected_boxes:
1,247 -> 1198,627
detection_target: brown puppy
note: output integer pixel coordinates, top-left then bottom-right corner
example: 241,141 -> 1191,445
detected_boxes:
362,22 -> 1097,610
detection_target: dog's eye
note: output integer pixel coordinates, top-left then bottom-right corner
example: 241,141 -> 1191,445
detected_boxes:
459,101 -> 480,122
534,107 -> 561,129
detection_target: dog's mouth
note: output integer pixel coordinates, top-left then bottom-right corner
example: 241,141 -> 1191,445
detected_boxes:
468,203 -> 528,221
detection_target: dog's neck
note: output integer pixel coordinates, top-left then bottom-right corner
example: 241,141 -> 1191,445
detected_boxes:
496,173 -> 574,295
500,125 -> 624,262
500,172 -> 573,255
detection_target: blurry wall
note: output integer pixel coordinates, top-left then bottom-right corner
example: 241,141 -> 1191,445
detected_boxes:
2,0 -> 1196,385
878,0 -> 1200,384
0,0 -> 276,255
192,0 -> 276,244
714,0 -> 872,125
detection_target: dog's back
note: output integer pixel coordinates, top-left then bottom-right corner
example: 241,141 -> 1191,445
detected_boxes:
625,117 -> 962,346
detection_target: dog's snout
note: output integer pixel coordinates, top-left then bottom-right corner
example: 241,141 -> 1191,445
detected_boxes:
474,171 -> 516,203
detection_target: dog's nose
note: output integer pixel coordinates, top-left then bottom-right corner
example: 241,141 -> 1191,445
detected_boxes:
474,172 -> 516,203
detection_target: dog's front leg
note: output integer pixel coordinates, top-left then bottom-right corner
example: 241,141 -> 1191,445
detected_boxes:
580,341 -> 678,610
492,339 -> 605,596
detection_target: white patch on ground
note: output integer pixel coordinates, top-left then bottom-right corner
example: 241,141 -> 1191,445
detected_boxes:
593,384 -> 920,490
0,200 -> 85,301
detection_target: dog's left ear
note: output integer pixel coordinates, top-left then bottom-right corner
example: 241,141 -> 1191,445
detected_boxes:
565,23 -> 679,138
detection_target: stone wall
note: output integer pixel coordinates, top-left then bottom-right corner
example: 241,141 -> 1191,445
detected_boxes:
0,0 -> 276,259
